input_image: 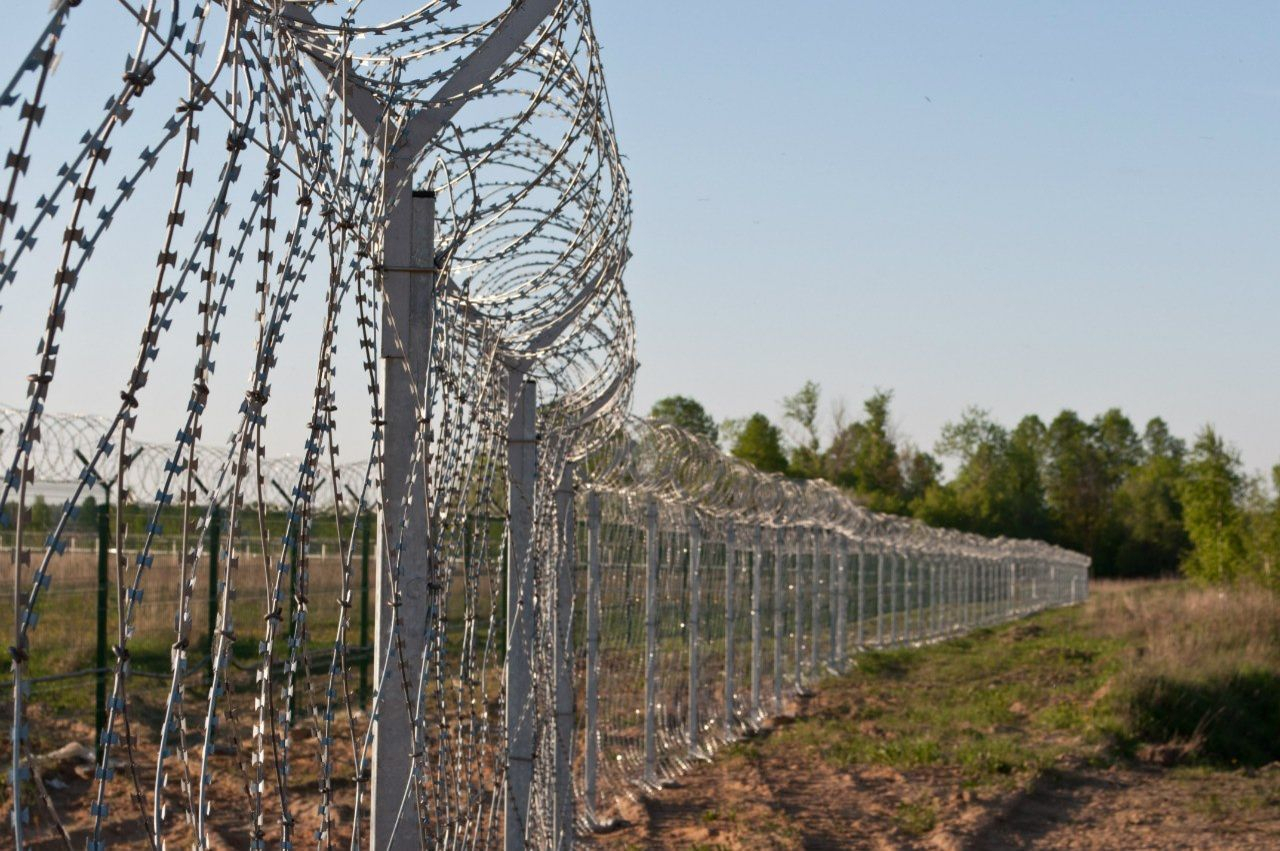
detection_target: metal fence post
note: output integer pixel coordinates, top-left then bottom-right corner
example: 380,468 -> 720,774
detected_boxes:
359,513 -> 371,706
688,509 -> 702,755
773,527 -> 784,711
835,536 -> 847,670
750,524 -> 762,721
208,503 -> 220,678
810,530 -> 821,674
856,543 -> 865,651
505,369 -> 538,850
553,463 -> 575,848
792,530 -> 804,690
644,498 -> 659,784
583,488 -> 601,824
876,544 -> 885,647
724,522 -> 737,736
95,497 -> 109,755
584,491 -> 602,825
375,189 -> 435,851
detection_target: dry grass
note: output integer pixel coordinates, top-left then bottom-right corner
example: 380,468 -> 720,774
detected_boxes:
1089,580 -> 1280,766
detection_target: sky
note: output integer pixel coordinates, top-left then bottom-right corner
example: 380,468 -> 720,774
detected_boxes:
588,2 -> 1280,472
1,2 -> 1277,475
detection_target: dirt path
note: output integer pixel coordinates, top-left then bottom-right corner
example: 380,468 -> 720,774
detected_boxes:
590,717 -> 1280,850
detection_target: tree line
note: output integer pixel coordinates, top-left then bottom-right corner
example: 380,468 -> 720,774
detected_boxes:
649,388 -> 1280,582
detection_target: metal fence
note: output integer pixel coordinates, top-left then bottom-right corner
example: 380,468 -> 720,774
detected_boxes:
0,2 -> 1087,848
564,422 -> 1088,831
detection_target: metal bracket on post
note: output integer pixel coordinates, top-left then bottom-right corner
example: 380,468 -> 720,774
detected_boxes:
553,463 -> 576,849
688,509 -> 703,757
584,490 -> 601,828
505,369 -> 537,851
643,498 -> 659,785
373,190 -> 435,851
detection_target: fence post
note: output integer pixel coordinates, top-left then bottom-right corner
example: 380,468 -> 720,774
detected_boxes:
856,543 -> 865,651
876,544 -> 885,647
835,536 -> 847,670
208,503 -> 221,678
792,530 -> 804,691
553,463 -> 575,847
810,530 -> 820,674
95,497 -> 109,755
773,527 -> 784,711
374,189 -> 435,851
359,513 -> 371,706
688,508 -> 702,755
644,498 -> 659,784
724,521 -> 737,736
584,491 -> 602,824
750,524 -> 762,722
505,369 -> 538,850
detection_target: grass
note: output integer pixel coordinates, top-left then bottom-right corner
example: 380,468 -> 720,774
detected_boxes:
756,580 -> 1280,802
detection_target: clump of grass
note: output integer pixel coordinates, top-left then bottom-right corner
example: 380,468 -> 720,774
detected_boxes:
893,797 -> 937,835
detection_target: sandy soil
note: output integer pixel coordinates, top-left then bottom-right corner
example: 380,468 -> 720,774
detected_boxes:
588,699 -> 1280,851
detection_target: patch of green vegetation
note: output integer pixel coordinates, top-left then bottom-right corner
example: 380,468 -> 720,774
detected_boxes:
767,601 -> 1130,790
893,798 -> 938,835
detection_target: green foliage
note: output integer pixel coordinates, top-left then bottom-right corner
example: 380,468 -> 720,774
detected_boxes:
824,389 -> 920,513
649,394 -> 718,444
782,381 -> 823,478
1179,427 -> 1247,583
730,413 -> 788,474
712,379 -> 1278,582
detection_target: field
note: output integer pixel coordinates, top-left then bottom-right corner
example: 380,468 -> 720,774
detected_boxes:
590,580 -> 1280,849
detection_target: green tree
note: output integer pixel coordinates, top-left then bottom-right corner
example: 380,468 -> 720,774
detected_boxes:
731,413 -> 789,474
1111,418 -> 1187,576
1044,410 -> 1110,563
916,408 -> 1048,537
1179,426 -> 1246,583
782,381 -> 823,478
824,390 -> 905,512
649,395 -> 718,444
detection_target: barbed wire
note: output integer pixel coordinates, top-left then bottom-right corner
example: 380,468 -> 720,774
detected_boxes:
0,2 -> 1086,849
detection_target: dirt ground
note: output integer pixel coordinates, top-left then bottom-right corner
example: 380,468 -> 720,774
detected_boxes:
588,697 -> 1280,850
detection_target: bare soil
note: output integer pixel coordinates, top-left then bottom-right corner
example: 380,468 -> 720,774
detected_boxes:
589,697 -> 1280,850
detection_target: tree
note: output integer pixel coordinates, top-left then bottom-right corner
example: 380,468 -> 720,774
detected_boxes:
649,395 -> 718,444
1111,418 -> 1187,576
782,381 -> 823,478
1179,426 -> 1246,583
730,413 -> 789,474
1043,410 -> 1110,562
824,390 -> 905,513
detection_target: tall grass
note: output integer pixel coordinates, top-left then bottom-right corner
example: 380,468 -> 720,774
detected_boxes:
1091,580 -> 1280,765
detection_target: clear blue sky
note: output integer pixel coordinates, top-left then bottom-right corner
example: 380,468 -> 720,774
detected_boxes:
591,2 -> 1280,472
1,2 -> 1277,475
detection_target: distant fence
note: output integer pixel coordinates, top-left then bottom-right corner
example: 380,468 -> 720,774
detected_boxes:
566,421 -> 1089,829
